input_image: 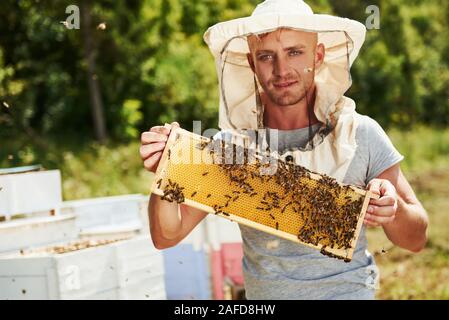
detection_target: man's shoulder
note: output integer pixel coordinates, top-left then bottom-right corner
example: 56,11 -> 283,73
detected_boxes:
354,113 -> 382,129
353,113 -> 387,139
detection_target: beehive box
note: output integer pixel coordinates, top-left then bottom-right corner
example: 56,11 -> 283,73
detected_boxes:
151,128 -> 378,262
0,236 -> 166,300
0,170 -> 62,220
0,215 -> 78,254
162,217 -> 211,300
60,194 -> 144,231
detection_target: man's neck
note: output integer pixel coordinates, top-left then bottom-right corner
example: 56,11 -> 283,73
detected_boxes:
263,85 -> 320,130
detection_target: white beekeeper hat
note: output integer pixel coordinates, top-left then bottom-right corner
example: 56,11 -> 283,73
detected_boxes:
204,0 -> 367,131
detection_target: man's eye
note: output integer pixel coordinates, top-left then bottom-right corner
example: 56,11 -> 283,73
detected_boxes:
289,50 -> 304,56
258,55 -> 273,61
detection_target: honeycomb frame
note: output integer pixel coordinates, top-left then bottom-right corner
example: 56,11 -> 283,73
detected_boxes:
151,128 -> 378,261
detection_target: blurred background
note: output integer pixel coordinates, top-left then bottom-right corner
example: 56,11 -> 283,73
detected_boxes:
0,0 -> 448,299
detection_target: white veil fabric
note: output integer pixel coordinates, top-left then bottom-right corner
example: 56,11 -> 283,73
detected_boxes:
203,0 -> 367,181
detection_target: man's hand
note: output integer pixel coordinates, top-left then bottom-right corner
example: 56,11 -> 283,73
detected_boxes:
140,122 -> 179,173
364,178 -> 398,228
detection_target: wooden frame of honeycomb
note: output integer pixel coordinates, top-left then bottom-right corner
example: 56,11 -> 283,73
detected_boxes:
150,128 -> 379,262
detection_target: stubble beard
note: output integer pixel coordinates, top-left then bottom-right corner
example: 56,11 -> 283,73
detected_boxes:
265,81 -> 309,107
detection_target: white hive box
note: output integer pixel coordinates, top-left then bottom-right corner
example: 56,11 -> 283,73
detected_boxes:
0,170 -> 62,220
0,236 -> 166,300
162,218 -> 212,300
0,215 -> 78,253
60,194 -> 144,232
78,224 -> 141,241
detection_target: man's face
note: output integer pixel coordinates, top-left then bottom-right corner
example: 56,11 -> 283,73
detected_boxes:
247,29 -> 324,107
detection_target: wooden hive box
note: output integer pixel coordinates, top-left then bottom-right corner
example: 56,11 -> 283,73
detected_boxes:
151,128 -> 378,262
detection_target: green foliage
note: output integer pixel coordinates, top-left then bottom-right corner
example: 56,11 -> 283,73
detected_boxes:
0,0 -> 448,149
345,0 -> 449,127
60,142 -> 152,200
388,126 -> 449,173
120,99 -> 143,139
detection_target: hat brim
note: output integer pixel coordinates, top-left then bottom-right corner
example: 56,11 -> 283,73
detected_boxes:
204,14 -> 366,67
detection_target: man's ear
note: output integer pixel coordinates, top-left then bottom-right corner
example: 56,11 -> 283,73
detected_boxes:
315,43 -> 325,69
247,53 -> 256,73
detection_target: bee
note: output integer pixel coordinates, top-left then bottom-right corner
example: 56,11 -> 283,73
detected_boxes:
207,194 -> 212,198
275,222 -> 279,230
281,203 -> 291,213
97,22 -> 107,30
202,172 -> 209,176
196,141 -> 209,151
191,191 -> 197,197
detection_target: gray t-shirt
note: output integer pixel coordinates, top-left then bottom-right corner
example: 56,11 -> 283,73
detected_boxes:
215,114 -> 404,300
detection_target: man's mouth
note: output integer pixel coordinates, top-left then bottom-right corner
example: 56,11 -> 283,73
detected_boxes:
273,81 -> 298,88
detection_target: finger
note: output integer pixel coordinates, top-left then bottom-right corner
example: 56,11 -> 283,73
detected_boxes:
141,131 -> 168,144
365,212 -> 395,225
143,151 -> 162,172
364,218 -> 381,228
380,180 -> 396,198
169,121 -> 180,132
370,195 -> 396,207
150,126 -> 171,136
140,142 -> 166,160
367,179 -> 382,196
367,205 -> 396,217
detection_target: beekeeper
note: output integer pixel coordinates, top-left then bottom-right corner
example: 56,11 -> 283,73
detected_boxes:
140,0 -> 428,299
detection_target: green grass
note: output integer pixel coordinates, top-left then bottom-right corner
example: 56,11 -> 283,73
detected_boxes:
388,126 -> 449,173
367,166 -> 449,300
364,126 -> 449,300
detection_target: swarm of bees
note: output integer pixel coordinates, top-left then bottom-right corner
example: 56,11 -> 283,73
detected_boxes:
157,136 -> 366,262
160,179 -> 185,204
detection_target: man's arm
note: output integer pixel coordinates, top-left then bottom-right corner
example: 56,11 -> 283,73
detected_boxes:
365,163 -> 429,252
149,194 -> 208,249
140,122 -> 208,250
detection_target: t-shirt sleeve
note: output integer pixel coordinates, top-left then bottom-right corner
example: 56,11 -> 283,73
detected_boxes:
363,116 -> 404,184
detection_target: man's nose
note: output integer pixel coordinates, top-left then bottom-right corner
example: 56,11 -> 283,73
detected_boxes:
273,56 -> 290,78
